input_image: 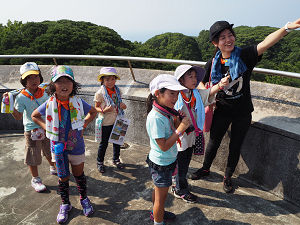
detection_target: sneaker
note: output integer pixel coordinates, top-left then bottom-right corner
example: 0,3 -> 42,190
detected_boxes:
150,210 -> 176,222
56,204 -> 72,224
50,166 -> 57,175
223,176 -> 234,193
172,187 -> 197,203
80,197 -> 94,217
189,168 -> 210,180
113,159 -> 125,169
97,163 -> 105,173
31,177 -> 47,192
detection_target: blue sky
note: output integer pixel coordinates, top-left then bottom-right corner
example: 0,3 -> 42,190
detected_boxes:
1,0 -> 299,42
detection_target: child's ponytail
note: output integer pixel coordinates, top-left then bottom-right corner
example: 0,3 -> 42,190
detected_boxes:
146,93 -> 155,114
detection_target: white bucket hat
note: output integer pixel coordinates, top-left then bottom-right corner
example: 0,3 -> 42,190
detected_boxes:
174,64 -> 205,86
149,74 -> 187,95
20,62 -> 40,80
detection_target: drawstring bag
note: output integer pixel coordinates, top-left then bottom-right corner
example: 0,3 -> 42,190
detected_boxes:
203,59 -> 214,132
184,101 -> 205,155
95,116 -> 104,142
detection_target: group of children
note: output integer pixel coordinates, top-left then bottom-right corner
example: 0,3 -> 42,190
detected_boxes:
3,17 -> 300,225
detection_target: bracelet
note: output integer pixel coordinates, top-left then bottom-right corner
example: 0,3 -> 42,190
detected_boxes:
285,22 -> 292,33
83,123 -> 87,129
175,129 -> 183,137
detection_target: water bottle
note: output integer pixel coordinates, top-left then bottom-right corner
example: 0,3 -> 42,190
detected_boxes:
54,142 -> 67,178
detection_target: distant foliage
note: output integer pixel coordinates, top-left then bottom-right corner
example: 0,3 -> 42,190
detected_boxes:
0,20 -> 299,87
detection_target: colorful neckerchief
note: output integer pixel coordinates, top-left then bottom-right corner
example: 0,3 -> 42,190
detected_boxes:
102,85 -> 124,116
180,90 -> 196,109
152,101 -> 182,147
211,46 -> 247,85
56,98 -> 69,121
106,87 -> 117,103
21,87 -> 44,101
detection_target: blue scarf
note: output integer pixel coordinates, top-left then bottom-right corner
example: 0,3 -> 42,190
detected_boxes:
175,89 -> 205,131
211,46 -> 247,85
103,85 -> 124,116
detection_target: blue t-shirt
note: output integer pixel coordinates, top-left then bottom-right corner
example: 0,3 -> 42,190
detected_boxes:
146,109 -> 177,166
37,98 -> 91,155
14,91 -> 49,131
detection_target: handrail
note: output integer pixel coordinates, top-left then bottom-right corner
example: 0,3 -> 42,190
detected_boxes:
0,54 -> 300,79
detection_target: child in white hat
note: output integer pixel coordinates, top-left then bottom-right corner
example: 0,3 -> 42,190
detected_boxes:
146,74 -> 191,225
93,67 -> 127,173
172,64 -> 229,203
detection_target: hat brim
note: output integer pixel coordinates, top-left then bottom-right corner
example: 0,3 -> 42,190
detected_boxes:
209,23 -> 234,41
97,73 -> 120,82
176,65 -> 205,86
52,74 -> 74,82
21,70 -> 40,80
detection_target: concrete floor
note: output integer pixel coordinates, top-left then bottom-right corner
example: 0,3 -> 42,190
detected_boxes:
0,132 -> 299,225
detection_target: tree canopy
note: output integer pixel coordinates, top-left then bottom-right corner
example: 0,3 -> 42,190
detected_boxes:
0,20 -> 299,87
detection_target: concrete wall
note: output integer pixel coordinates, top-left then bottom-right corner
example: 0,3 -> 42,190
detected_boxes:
0,65 -> 299,207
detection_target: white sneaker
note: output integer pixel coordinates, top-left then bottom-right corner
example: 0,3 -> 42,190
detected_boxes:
31,177 -> 47,192
50,166 -> 57,175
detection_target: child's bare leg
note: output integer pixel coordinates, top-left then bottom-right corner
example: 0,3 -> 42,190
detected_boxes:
153,186 -> 168,223
45,155 -> 56,167
29,165 -> 38,177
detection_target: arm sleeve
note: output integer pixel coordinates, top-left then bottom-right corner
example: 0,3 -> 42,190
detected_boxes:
241,45 -> 262,68
37,101 -> 47,116
198,88 -> 214,106
14,95 -> 25,113
148,116 -> 167,139
202,59 -> 213,84
81,99 -> 92,115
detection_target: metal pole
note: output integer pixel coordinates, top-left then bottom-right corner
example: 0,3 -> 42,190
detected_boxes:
127,60 -> 136,82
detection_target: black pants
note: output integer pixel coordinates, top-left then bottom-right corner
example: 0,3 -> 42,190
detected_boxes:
97,125 -> 121,163
202,110 -> 252,177
175,146 -> 194,194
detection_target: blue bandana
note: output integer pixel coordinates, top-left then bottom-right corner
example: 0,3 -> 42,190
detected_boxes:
211,46 -> 247,84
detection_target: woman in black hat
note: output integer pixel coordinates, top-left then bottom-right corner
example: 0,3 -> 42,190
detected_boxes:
190,18 -> 300,193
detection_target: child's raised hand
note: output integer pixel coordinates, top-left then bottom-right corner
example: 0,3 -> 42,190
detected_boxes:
219,75 -> 230,89
120,102 -> 127,110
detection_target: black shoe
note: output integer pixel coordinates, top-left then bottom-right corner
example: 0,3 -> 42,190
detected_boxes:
223,176 -> 234,193
97,163 -> 105,173
189,168 -> 210,180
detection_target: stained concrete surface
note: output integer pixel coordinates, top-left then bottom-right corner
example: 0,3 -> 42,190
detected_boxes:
0,132 -> 299,225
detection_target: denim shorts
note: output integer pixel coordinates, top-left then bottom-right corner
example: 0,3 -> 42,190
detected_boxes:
149,167 -> 175,188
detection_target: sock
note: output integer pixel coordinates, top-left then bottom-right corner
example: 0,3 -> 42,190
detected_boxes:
74,172 -> 87,200
154,220 -> 164,225
58,179 -> 70,205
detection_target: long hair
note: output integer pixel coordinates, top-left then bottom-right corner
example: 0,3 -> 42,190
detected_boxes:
146,88 -> 166,114
46,77 -> 81,97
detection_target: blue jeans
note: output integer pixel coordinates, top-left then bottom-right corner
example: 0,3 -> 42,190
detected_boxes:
97,125 -> 121,164
175,146 -> 193,194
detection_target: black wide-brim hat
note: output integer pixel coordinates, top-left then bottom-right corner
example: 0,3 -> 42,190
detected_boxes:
209,21 -> 234,41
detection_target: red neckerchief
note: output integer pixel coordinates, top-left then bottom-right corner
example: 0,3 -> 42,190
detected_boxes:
153,101 -> 182,147
56,98 -> 69,121
180,90 -> 196,109
20,87 -> 44,100
106,87 -> 116,100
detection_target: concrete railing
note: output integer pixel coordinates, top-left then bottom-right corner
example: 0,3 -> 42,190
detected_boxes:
0,56 -> 300,208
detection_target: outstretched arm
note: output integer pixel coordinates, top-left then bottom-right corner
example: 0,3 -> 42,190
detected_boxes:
257,18 -> 300,56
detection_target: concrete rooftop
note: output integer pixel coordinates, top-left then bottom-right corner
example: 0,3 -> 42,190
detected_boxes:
0,131 -> 300,225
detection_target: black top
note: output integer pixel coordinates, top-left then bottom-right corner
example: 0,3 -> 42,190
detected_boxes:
203,45 -> 262,116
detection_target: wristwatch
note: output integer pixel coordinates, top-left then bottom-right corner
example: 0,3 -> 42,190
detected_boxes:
285,22 -> 292,33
